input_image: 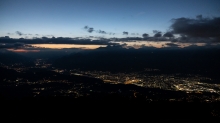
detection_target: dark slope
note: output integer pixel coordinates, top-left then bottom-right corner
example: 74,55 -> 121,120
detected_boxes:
53,48 -> 220,75
0,51 -> 34,65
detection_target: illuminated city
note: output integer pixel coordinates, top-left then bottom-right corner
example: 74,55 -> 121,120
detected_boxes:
1,59 -> 220,103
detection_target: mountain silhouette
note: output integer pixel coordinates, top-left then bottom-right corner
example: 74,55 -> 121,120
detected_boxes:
0,50 -> 34,65
53,48 -> 220,77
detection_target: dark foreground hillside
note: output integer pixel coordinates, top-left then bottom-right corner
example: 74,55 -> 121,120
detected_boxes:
1,95 -> 220,123
1,64 -> 220,122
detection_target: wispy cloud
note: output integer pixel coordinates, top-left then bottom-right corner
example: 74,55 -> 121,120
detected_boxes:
83,26 -> 116,35
15,31 -> 23,36
123,31 -> 128,35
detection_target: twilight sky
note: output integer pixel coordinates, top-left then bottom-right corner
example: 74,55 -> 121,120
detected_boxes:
1,0 -> 220,39
0,0 -> 220,52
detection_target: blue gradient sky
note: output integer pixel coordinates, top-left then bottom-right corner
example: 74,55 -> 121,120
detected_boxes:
1,0 -> 220,39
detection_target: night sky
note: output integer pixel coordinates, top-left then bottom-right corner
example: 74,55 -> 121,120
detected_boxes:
0,0 -> 220,50
1,0 -> 219,38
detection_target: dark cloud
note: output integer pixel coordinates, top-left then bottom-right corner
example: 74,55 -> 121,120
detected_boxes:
0,42 -> 28,49
83,26 -> 94,33
196,15 -> 203,20
118,37 -> 142,41
174,36 -> 215,43
24,36 -> 29,39
0,36 -> 114,45
153,30 -> 160,34
88,28 -> 94,33
170,15 -> 220,41
154,32 -> 162,37
35,34 -> 39,36
123,31 -> 128,35
142,33 -> 149,38
83,26 -> 116,35
165,43 -> 179,47
152,30 -> 162,39
46,35 -> 54,37
41,37 -> 49,40
179,34 -> 188,41
109,33 -> 116,35
0,36 -> 10,39
130,33 -> 139,35
13,31 -> 32,36
97,30 -> 107,34
163,32 -> 174,38
14,42 -> 26,47
84,26 -> 89,29
16,31 -> 23,36
0,44 -> 15,49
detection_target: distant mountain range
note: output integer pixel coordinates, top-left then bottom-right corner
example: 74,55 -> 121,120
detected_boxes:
0,50 -> 34,65
1,48 -> 220,78
53,48 -> 220,76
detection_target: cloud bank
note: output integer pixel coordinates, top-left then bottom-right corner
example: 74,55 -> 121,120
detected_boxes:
170,15 -> 220,42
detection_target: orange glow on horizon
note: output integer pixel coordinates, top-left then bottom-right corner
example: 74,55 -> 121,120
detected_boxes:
7,49 -> 40,53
